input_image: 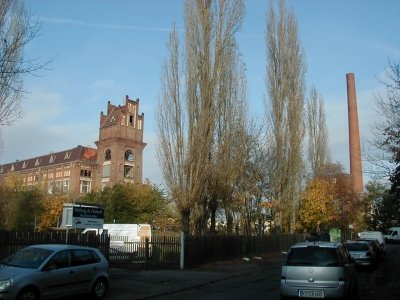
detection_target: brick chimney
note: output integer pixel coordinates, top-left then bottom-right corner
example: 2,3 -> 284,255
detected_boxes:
346,73 -> 363,194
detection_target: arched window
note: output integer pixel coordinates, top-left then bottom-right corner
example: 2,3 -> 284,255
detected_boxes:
105,149 -> 111,161
125,150 -> 134,162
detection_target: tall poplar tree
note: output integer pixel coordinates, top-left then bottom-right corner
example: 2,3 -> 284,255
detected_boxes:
265,0 -> 306,233
156,0 -> 245,235
307,86 -> 330,178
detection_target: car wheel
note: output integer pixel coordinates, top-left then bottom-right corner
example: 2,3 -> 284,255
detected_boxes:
17,287 -> 39,300
91,278 -> 108,299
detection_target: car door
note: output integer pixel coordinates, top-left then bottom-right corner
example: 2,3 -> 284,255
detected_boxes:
70,249 -> 101,294
340,246 -> 357,294
40,250 -> 82,299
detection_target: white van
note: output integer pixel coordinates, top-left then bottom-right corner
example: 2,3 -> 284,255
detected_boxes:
383,227 -> 400,243
358,231 -> 385,247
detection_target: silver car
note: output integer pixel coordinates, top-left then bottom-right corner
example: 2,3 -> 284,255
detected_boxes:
280,241 -> 357,299
0,244 -> 109,300
345,240 -> 377,268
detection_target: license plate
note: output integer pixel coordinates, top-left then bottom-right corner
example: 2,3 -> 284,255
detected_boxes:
298,290 -> 324,298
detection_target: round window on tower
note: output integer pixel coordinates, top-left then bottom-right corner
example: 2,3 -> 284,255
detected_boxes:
125,150 -> 134,162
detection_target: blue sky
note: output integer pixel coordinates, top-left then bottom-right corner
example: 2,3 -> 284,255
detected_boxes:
1,0 -> 399,187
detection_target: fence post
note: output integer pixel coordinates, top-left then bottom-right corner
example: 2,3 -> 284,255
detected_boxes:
180,231 -> 185,270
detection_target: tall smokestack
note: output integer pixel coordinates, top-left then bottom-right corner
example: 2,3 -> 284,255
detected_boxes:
346,73 -> 363,194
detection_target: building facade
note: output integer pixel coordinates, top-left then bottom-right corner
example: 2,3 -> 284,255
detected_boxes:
0,95 -> 146,196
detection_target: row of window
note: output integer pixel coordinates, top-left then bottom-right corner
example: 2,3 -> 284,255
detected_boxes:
101,164 -> 135,179
1,152 -> 73,173
104,149 -> 135,162
47,180 -> 91,194
26,170 -> 71,183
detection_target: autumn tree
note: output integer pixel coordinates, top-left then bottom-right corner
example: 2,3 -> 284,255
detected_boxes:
265,0 -> 306,232
297,178 -> 335,232
371,60 -> 400,225
306,86 -> 330,178
156,0 -> 245,235
0,0 -> 46,128
363,180 -> 391,231
0,174 -> 24,229
13,187 -> 43,230
81,182 -> 173,225
36,195 -> 68,230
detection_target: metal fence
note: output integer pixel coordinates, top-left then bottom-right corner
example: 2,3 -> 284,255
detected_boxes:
0,231 -> 304,270
0,230 -> 110,260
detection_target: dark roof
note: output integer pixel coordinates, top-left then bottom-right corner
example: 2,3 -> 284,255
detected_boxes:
0,145 -> 98,174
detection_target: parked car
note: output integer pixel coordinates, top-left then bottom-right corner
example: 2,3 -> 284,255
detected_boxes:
384,227 -> 400,243
344,240 -> 378,268
358,231 -> 385,248
280,241 -> 357,300
0,244 -> 109,300
357,238 -> 386,262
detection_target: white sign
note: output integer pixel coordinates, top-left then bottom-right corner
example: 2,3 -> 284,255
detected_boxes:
72,205 -> 104,229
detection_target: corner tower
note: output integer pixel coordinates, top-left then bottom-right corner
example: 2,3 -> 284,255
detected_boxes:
96,95 -> 146,189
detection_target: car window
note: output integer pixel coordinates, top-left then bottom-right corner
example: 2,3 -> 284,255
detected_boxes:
345,243 -> 368,251
339,246 -> 352,265
286,247 -> 339,267
46,250 -> 71,269
1,247 -> 53,269
72,249 -> 100,266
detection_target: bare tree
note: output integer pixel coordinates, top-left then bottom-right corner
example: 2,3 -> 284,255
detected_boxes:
364,61 -> 400,180
265,0 -> 306,233
156,0 -> 245,235
0,0 -> 45,126
307,85 -> 330,178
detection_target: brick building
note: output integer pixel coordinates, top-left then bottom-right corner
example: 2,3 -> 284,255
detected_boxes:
0,95 -> 146,196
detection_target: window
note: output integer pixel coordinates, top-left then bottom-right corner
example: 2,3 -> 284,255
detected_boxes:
35,159 -> 40,167
72,249 -> 100,266
286,247 -> 339,267
105,149 -> 111,161
47,182 -> 54,194
47,250 -> 71,269
64,170 -> 70,177
55,181 -> 62,193
102,164 -> 110,178
124,165 -> 134,178
125,150 -> 134,162
80,180 -> 91,194
49,155 -> 56,163
63,180 -> 70,192
64,152 -> 71,160
22,161 -> 27,169
80,169 -> 92,177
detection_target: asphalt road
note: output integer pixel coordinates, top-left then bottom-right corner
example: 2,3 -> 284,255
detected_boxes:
153,244 -> 400,300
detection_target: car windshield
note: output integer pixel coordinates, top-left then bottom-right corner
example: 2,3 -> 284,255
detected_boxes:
286,246 -> 339,267
1,247 -> 54,269
345,243 -> 368,251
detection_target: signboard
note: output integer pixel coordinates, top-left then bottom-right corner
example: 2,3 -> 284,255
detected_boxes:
72,205 -> 104,229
